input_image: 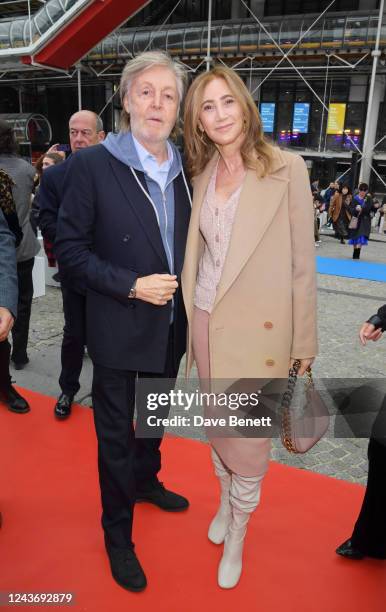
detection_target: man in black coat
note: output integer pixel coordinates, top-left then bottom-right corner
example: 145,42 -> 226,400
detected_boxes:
39,111 -> 105,418
336,304 -> 386,560
55,52 -> 191,592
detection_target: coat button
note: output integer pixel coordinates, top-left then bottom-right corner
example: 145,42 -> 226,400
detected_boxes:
123,234 -> 130,242
265,359 -> 275,367
264,321 -> 273,329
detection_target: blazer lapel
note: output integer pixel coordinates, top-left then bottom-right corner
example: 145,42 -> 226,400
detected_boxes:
181,155 -> 218,320
212,158 -> 289,311
109,156 -> 169,270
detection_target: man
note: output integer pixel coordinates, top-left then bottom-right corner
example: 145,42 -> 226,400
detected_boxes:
0,120 -> 39,371
39,111 -> 105,419
336,308 -> 386,560
0,207 -> 20,528
55,51 -> 191,592
0,173 -> 29,413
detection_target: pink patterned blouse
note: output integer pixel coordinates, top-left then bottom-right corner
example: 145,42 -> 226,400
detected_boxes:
194,162 -> 245,313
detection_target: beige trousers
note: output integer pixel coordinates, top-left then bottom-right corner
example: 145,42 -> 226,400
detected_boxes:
192,306 -> 271,478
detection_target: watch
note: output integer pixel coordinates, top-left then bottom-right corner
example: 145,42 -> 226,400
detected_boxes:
128,279 -> 137,299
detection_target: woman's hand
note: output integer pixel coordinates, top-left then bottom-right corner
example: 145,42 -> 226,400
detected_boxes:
359,322 -> 383,345
289,357 -> 315,376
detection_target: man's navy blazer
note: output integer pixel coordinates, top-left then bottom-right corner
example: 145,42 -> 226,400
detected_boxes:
38,157 -> 69,244
55,144 -> 191,373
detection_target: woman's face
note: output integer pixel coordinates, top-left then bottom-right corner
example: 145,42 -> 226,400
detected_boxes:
198,77 -> 244,148
42,157 -> 55,171
342,187 -> 349,195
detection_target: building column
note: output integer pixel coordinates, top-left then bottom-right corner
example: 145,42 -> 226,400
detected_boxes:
250,0 -> 265,17
359,0 -> 377,8
249,76 -> 261,102
232,0 -> 265,18
360,75 -> 386,184
349,75 -> 367,102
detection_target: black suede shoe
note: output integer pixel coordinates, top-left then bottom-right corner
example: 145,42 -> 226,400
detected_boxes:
54,393 -> 73,419
336,539 -> 365,560
0,385 -> 30,414
136,482 -> 189,512
11,358 -> 29,371
105,542 -> 147,592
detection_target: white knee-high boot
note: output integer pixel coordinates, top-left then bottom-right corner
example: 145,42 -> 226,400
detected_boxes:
218,472 -> 263,589
208,448 -> 232,544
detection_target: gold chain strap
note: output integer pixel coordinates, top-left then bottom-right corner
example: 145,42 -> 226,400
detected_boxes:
281,360 -> 313,454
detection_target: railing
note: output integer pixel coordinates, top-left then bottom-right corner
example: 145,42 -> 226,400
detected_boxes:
86,13 -> 386,61
0,0 -> 80,49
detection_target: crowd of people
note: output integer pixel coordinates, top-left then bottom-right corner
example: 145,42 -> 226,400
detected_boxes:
0,51 -> 385,594
312,177 -> 386,259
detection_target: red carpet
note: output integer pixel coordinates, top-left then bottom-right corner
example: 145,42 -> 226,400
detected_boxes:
1,388 -> 385,612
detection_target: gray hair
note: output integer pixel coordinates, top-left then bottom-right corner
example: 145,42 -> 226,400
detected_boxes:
96,115 -> 104,132
119,51 -> 187,132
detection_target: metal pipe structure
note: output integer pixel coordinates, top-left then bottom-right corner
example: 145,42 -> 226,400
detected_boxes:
77,65 -> 82,110
359,0 -> 385,183
206,0 -> 212,72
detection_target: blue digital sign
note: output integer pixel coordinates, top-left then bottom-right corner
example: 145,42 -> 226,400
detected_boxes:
292,103 -> 310,134
260,103 -> 275,133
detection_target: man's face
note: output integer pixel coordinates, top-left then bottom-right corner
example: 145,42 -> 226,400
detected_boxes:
123,65 -> 179,147
69,112 -> 104,152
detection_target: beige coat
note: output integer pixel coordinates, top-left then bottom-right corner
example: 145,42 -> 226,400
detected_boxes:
181,147 -> 318,380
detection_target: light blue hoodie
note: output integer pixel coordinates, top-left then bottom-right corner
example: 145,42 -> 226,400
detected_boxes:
102,131 -> 184,274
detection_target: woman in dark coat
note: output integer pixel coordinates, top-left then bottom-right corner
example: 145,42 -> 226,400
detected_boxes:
329,184 -> 351,244
348,182 -> 373,259
336,304 -> 386,560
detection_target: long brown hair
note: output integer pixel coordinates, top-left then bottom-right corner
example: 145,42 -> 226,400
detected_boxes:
183,66 -> 276,178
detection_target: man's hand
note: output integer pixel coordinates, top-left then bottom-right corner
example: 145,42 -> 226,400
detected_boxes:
289,357 -> 315,377
134,274 -> 178,306
46,143 -> 66,159
0,307 -> 14,342
359,322 -> 383,345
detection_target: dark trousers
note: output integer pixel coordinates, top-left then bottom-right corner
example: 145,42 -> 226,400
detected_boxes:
0,339 -> 11,391
59,286 -> 86,397
11,258 -> 34,364
92,325 -> 178,549
351,437 -> 386,558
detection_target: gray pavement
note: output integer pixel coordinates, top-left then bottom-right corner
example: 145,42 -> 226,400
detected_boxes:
11,227 -> 386,485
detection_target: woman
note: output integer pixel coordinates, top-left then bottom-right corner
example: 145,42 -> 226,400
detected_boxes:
31,152 -> 64,236
336,307 -> 386,561
329,184 -> 351,244
348,183 -> 373,260
182,67 -> 318,589
0,120 -> 40,369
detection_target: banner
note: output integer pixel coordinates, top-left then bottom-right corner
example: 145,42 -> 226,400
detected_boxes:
260,103 -> 275,133
327,103 -> 346,134
292,103 -> 310,133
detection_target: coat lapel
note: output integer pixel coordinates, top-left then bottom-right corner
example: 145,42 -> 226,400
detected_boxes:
212,151 -> 289,311
181,156 -> 218,320
108,156 -> 169,270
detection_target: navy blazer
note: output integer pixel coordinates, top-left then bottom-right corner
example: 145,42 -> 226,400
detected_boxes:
38,157 -> 69,244
55,144 -> 191,373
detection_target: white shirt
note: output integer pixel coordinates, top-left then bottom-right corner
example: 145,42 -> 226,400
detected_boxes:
132,134 -> 173,193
